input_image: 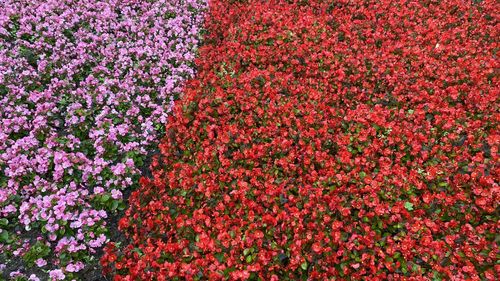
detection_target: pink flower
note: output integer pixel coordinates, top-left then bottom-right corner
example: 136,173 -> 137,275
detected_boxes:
48,269 -> 65,280
125,158 -> 134,167
111,163 -> 126,176
10,271 -> 23,278
35,258 -> 47,267
93,187 -> 104,194
111,189 -> 122,200
65,263 -> 77,272
29,274 -> 41,281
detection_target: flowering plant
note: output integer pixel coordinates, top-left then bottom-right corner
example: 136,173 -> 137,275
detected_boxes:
0,0 -> 206,279
103,0 -> 498,280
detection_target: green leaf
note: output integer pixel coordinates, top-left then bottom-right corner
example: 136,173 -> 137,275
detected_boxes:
301,261 -> 308,270
433,270 -> 442,281
245,255 -> 252,263
117,202 -> 127,211
0,231 -> 9,243
214,252 -> 224,263
101,194 -> 111,203
412,263 -> 419,272
402,264 -> 408,274
404,202 -> 414,211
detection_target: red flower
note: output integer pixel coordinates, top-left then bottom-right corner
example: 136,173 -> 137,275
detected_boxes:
103,0 -> 498,279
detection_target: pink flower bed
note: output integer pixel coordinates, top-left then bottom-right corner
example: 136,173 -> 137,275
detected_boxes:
0,0 -> 206,279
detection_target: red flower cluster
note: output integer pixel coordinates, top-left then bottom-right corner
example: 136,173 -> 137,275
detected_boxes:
102,0 -> 499,280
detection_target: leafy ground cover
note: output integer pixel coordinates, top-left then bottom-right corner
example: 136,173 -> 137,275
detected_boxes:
102,0 -> 498,280
0,0 -> 207,279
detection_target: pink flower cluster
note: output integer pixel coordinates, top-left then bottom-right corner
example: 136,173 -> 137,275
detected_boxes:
0,0 -> 206,279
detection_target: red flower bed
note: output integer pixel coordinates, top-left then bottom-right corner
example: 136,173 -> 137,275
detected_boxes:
102,0 -> 499,280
